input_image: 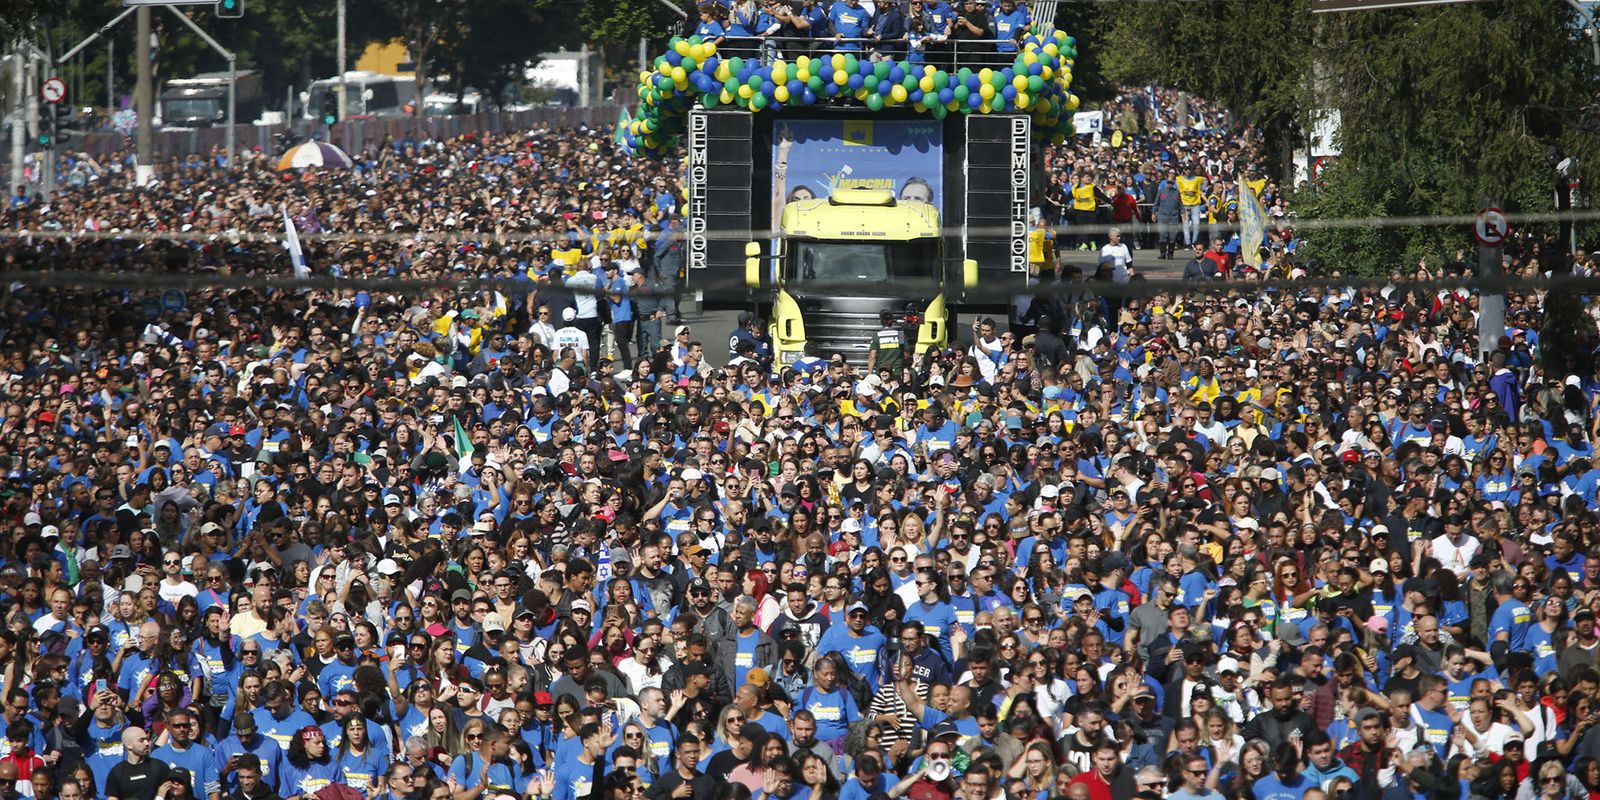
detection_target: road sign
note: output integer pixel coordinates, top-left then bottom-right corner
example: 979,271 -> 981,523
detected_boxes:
40,77 -> 65,104
1474,208 -> 1508,247
1312,0 -> 1487,11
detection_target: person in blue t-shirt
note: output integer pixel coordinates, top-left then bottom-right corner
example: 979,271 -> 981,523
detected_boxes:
829,0 -> 872,50
794,656 -> 860,745
1488,573 -> 1532,667
1249,744 -> 1315,800
990,0 -> 1029,52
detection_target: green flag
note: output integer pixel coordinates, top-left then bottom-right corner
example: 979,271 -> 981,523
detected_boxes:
453,416 -> 474,461
614,107 -> 632,146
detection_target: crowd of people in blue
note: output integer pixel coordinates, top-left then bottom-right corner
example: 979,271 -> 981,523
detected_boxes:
0,73 -> 1597,800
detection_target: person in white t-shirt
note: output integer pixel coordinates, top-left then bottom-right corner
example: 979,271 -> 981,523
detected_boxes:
1099,227 -> 1134,283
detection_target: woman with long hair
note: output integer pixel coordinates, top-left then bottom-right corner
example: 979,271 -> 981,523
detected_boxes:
335,712 -> 386,797
1007,741 -> 1057,800
729,730 -> 784,793
280,726 -> 339,800
424,704 -> 461,760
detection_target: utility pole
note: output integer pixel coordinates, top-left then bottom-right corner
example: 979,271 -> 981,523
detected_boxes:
134,5 -> 153,183
10,41 -> 26,196
24,43 -> 38,192
336,0 -> 347,122
106,39 -> 113,112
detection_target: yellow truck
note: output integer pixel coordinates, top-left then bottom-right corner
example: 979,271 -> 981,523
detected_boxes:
744,188 -> 976,367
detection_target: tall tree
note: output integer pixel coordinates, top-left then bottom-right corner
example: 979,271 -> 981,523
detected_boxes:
1294,1 -> 1600,279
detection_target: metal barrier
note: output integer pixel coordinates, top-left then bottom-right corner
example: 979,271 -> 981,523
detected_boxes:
710,36 -> 1028,71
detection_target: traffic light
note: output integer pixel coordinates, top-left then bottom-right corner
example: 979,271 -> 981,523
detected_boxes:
320,89 -> 338,125
216,0 -> 243,18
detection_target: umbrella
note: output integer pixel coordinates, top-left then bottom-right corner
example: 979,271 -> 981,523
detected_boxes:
277,141 -> 354,170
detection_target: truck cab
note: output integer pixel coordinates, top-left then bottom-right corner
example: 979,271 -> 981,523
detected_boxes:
745,188 -> 976,366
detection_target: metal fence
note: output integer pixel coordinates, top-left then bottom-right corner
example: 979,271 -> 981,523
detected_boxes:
710,36 -> 1030,71
53,104 -> 630,162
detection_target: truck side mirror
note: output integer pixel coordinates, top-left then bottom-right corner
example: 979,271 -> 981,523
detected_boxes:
962,259 -> 978,289
745,241 -> 762,288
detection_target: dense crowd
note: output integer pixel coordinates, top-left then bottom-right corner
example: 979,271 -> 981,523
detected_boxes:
0,79 -> 1597,800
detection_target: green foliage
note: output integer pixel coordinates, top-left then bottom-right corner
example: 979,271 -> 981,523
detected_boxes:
1295,0 -> 1600,276
1095,0 -> 1313,136
578,0 -> 681,46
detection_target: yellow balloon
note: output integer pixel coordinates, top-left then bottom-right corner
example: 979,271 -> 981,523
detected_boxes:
980,101 -> 991,113
978,83 -> 994,100
797,69 -> 811,83
979,68 -> 993,85
671,66 -> 687,83
774,86 -> 790,103
796,55 -> 810,70
738,84 -> 754,99
832,53 -> 846,70
890,84 -> 908,103
834,70 -> 848,85
720,89 -> 734,104
1067,94 -> 1080,110
1023,52 -> 1037,65
1044,43 -> 1059,56
854,88 -> 868,100
674,40 -> 690,56
919,76 -> 934,92
1041,66 -> 1053,80
1015,91 -> 1030,109
657,62 -> 672,75
715,63 -> 731,81
773,62 -> 789,83
1012,75 -> 1027,91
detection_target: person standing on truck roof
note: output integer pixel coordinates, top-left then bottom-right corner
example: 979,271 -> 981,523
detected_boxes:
992,0 -> 1029,54
951,0 -> 993,54
867,311 -> 908,378
830,0 -> 872,51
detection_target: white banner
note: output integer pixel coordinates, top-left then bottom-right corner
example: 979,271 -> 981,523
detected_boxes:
1072,111 -> 1104,136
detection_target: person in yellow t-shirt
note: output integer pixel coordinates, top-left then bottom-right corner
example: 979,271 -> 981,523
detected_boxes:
1028,216 -> 1055,276
1176,171 -> 1206,246
1070,173 -> 1098,251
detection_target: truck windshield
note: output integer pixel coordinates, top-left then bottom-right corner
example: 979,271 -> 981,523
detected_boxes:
163,98 -> 222,121
787,239 -> 939,283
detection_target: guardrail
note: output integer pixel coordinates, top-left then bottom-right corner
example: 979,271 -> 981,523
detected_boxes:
709,36 -> 1029,70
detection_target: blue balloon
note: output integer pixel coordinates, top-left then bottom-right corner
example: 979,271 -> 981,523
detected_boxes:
966,75 -> 980,89
819,62 -> 833,78
702,56 -> 719,74
909,89 -> 924,103
760,80 -> 776,96
1028,62 -> 1042,76
967,93 -> 982,108
801,88 -> 817,104
1001,85 -> 1016,99
847,73 -> 864,89
858,60 -> 873,75
665,51 -> 683,66
938,88 -> 954,104
879,81 -> 893,96
824,81 -> 840,96
787,79 -> 803,95
888,66 -> 905,83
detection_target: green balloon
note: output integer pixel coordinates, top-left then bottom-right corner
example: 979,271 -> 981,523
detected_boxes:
807,75 -> 824,91
1027,75 -> 1044,93
932,104 -> 947,120
688,34 -> 702,45
866,94 -> 885,111
957,67 -> 972,82
933,72 -> 949,90
953,85 -> 969,102
703,92 -> 720,108
902,74 -> 917,89
729,57 -> 744,74
725,78 -> 740,94
864,75 -> 880,91
747,74 -> 763,89
873,60 -> 891,79
991,72 -> 1006,89
844,54 -> 859,74
752,93 -> 768,109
